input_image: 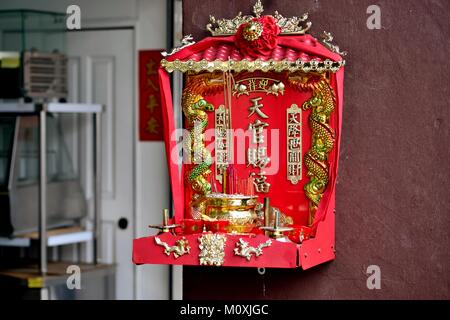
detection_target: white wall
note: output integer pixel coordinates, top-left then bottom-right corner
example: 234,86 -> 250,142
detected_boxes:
0,0 -> 171,300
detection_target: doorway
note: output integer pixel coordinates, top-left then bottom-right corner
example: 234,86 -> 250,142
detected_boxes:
67,29 -> 134,299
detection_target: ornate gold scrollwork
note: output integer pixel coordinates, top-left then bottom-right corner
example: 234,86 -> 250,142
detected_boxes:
198,233 -> 227,266
321,31 -> 347,57
234,238 -> 272,261
161,58 -> 345,74
273,11 -> 311,35
154,237 -> 191,259
161,35 -> 195,57
206,0 -> 311,36
288,73 -> 336,225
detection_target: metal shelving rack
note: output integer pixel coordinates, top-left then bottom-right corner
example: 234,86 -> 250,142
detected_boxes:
0,102 -> 102,274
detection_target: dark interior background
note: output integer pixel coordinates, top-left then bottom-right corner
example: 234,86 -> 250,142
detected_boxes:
181,0 -> 450,299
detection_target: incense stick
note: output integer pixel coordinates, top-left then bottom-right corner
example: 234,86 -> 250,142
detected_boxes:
222,170 -> 227,194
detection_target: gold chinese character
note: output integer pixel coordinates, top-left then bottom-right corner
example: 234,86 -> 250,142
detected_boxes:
248,119 -> 268,144
248,97 -> 268,118
288,163 -> 301,177
288,151 -> 301,163
146,59 -> 157,76
288,113 -> 300,124
146,94 -> 159,113
288,138 -> 301,150
216,127 -> 227,138
248,79 -> 257,92
247,147 -> 270,169
147,78 -> 159,91
288,124 -> 301,137
146,117 -> 159,134
258,79 -> 269,90
216,138 -> 227,150
252,173 -> 270,193
216,112 -> 226,126
216,151 -> 228,165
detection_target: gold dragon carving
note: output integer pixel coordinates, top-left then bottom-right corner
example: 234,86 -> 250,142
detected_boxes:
288,72 -> 336,225
234,238 -> 272,261
182,73 -> 224,218
154,237 -> 191,259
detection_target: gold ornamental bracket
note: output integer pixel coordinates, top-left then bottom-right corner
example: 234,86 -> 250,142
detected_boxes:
206,0 -> 311,36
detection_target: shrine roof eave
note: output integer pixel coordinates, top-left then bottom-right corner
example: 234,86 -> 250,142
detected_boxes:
160,34 -> 346,74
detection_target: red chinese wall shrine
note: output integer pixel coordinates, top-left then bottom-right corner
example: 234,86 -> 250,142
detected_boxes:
181,0 -> 450,299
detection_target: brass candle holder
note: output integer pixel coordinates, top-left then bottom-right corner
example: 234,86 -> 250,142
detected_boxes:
259,201 -> 293,240
148,209 -> 180,233
204,193 -> 258,233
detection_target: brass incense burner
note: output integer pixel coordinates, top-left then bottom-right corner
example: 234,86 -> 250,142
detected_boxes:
204,193 -> 258,233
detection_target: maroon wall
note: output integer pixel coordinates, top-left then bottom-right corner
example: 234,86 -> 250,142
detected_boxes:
182,0 -> 450,299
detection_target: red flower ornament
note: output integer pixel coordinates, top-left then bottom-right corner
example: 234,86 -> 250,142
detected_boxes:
235,16 -> 280,59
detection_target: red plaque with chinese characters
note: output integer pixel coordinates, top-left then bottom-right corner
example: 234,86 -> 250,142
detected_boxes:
139,50 -> 164,141
134,1 -> 346,269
